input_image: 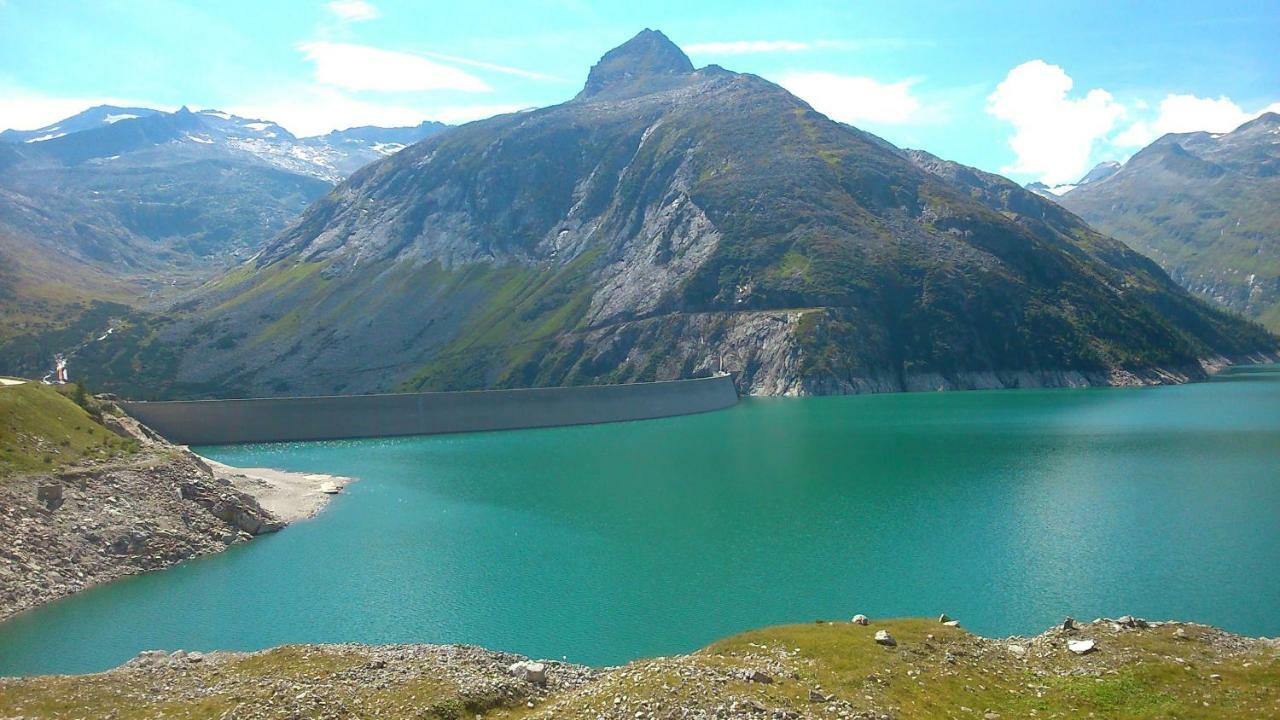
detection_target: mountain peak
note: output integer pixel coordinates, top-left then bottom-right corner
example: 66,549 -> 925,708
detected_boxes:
577,29 -> 695,100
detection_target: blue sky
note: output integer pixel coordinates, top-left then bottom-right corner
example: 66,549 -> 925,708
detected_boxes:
1,0 -> 1277,184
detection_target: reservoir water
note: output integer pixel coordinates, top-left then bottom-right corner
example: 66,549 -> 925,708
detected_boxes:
2,365 -> 1279,676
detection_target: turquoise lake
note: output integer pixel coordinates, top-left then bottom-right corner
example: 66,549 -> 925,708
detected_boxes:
2,365 -> 1279,676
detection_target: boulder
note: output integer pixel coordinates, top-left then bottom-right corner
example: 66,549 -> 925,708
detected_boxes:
938,613 -> 951,623
1062,617 -> 1076,631
808,689 -> 832,703
742,669 -> 773,684
508,661 -> 547,685
36,482 -> 64,510
851,614 -> 869,626
874,630 -> 897,646
943,620 -> 960,628
1007,644 -> 1027,657
101,415 -> 135,440
1067,639 -> 1096,655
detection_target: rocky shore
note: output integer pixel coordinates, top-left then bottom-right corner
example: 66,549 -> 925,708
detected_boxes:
0,400 -> 351,623
2,616 -> 1276,718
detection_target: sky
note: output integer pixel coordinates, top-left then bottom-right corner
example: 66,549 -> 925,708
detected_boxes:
1,0 -> 1278,185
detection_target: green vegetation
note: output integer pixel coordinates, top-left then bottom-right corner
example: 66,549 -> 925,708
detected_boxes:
1,620 -> 1275,719
1058,118 -> 1280,331
0,381 -> 138,477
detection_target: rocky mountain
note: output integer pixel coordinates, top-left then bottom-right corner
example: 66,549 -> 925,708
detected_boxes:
78,30 -> 1274,399
1026,161 -> 1121,198
306,120 -> 449,177
0,104 -> 161,143
1054,113 -> 1280,330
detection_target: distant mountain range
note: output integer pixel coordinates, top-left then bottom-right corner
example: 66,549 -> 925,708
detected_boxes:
1,105 -> 447,181
0,105 -> 447,343
1043,113 -> 1280,330
1026,161 -> 1121,197
71,29 -> 1271,400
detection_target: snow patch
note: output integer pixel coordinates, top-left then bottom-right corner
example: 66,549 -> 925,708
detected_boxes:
25,132 -> 66,143
243,122 -> 273,131
185,134 -> 215,144
200,110 -> 233,120
370,142 -> 405,155
103,113 -> 140,124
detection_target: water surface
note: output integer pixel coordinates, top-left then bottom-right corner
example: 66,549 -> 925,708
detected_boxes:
2,366 -> 1278,676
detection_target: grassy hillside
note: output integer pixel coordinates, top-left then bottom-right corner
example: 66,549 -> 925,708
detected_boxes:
1057,115 -> 1280,332
0,380 -> 138,477
1,618 -> 1275,718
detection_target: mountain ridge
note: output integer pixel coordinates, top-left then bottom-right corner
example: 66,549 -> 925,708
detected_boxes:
26,31 -> 1277,398
1055,112 -> 1280,329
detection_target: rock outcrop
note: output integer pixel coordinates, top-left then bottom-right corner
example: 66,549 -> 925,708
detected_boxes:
0,448 -> 282,622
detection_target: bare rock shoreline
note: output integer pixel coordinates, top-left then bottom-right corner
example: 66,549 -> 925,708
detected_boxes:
0,420 -> 353,623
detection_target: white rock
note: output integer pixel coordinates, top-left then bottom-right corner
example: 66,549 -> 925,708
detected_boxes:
508,660 -> 547,684
851,614 -> 869,626
874,630 -> 897,646
1068,639 -> 1096,654
1007,644 -> 1027,657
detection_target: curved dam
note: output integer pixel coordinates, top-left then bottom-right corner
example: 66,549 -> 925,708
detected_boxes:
119,374 -> 739,445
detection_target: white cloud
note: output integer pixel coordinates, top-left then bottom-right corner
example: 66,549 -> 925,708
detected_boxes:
221,86 -> 530,136
412,50 -> 561,82
0,91 -> 172,132
1112,94 -> 1280,147
326,0 -> 378,22
298,41 -> 490,93
775,72 -> 922,125
685,40 -> 812,55
986,60 -> 1125,184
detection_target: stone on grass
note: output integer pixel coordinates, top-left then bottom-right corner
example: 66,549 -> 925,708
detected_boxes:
1068,639 -> 1096,655
874,630 -> 897,646
1063,617 -> 1076,631
742,669 -> 773,684
1007,644 -> 1027,657
938,613 -> 951,623
943,620 -> 960,628
851,614 -> 869,626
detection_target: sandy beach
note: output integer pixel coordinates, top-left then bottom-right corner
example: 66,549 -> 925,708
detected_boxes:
200,457 -> 355,524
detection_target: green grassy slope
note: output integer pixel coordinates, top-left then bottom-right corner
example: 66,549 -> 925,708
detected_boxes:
1,619 -> 1275,719
0,381 -> 138,477
1058,116 -> 1280,332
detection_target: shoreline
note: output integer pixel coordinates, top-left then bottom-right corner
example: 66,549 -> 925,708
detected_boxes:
3,616 -> 1277,715
198,454 -> 355,524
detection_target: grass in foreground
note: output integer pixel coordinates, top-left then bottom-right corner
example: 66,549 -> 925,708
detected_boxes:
1,619 -> 1276,719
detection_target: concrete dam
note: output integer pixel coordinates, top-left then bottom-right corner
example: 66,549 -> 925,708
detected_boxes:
120,374 -> 740,445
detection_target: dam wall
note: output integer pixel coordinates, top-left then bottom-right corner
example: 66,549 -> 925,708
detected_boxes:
119,374 -> 739,445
